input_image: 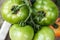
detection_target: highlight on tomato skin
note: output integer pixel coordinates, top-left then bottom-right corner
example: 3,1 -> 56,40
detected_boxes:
50,18 -> 60,37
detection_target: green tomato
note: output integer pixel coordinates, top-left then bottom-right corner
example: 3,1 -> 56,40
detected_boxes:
32,0 -> 58,25
1,0 -> 29,24
9,24 -> 34,40
33,26 -> 55,40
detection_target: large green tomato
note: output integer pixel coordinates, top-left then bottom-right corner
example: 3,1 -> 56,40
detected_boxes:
1,0 -> 29,24
33,26 -> 55,40
9,24 -> 34,40
32,0 -> 58,25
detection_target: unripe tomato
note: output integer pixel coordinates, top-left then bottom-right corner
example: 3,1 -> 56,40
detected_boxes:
9,24 -> 34,40
1,0 -> 29,24
33,26 -> 55,40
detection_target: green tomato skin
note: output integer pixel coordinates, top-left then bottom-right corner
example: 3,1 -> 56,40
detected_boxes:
33,0 -> 59,25
1,0 -> 29,24
33,26 -> 55,40
9,24 -> 34,40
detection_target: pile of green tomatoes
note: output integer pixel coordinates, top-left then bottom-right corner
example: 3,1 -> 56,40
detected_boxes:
1,0 -> 59,40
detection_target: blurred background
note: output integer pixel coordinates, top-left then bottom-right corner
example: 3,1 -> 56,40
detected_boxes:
0,0 -> 60,40
0,0 -> 4,28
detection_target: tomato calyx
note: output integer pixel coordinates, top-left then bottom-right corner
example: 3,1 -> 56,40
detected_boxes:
11,4 -> 25,14
52,23 -> 58,29
11,5 -> 19,14
34,11 -> 46,23
51,18 -> 60,29
37,11 -> 45,18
